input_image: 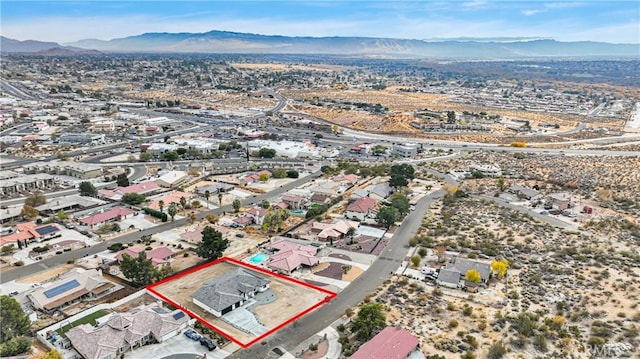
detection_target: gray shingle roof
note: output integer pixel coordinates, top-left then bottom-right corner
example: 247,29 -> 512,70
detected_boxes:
437,269 -> 460,285
192,268 -> 270,312
448,258 -> 491,281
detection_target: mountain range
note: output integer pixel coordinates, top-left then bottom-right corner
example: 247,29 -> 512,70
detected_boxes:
0,36 -> 100,55
2,30 -> 639,58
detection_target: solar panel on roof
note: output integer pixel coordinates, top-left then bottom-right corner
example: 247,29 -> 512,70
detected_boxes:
35,225 -> 58,236
43,279 -> 80,298
172,312 -> 185,320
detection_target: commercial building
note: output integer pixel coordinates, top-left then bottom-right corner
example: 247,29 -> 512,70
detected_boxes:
58,133 -> 106,145
0,171 -> 56,196
24,161 -> 103,179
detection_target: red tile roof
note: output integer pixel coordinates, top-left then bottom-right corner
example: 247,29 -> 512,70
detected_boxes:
345,197 -> 377,214
79,207 -> 134,226
349,326 -> 419,359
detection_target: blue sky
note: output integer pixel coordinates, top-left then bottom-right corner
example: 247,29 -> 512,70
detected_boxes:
1,1 -> 639,44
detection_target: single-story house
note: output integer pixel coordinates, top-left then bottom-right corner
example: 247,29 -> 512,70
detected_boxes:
78,207 -> 135,229
368,183 -> 393,201
312,219 -> 359,241
27,268 -> 118,312
0,222 -> 60,247
240,170 -> 272,185
436,257 -> 492,288
344,197 -> 377,221
349,326 -> 420,359
194,183 -> 235,195
233,216 -> 254,228
155,171 -> 188,188
192,268 -> 270,317
508,184 -> 541,201
67,304 -> 189,359
98,181 -> 159,201
148,191 -> 192,211
115,246 -> 174,266
180,225 -> 230,243
265,238 -> 319,274
310,193 -> 331,205
332,174 -> 358,185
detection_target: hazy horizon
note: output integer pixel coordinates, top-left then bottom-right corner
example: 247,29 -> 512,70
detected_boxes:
1,1 -> 639,45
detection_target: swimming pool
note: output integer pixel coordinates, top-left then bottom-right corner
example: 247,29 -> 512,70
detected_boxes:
249,252 -> 269,264
290,209 -> 305,216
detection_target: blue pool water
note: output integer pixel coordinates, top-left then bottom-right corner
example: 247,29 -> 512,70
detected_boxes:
249,252 -> 269,264
290,209 -> 305,216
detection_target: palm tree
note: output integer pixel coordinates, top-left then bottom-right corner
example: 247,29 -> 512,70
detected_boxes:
167,203 -> 178,222
204,190 -> 211,209
217,191 -> 223,207
179,196 -> 187,214
158,200 -> 165,213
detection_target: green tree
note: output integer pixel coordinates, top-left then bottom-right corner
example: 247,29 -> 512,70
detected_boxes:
187,212 -> 197,225
161,151 -> 179,161
257,148 -> 276,158
271,168 -> 287,178
447,110 -> 456,124
411,254 -> 421,267
259,173 -> 270,182
139,152 -> 153,162
232,199 -> 242,213
389,164 -> 415,188
261,200 -> 271,209
204,190 -> 211,209
20,205 -> 38,220
120,252 -> 156,286
0,336 -> 31,357
179,196 -> 187,214
167,203 -> 178,221
320,165 -> 335,175
196,226 -> 229,260
389,193 -> 410,216
56,210 -> 68,221
371,144 -> 387,156
176,147 -> 187,156
352,303 -> 386,341
466,269 -> 481,283
158,200 -> 165,213
286,170 -> 299,178
217,192 -> 223,207
79,181 -> 97,197
376,206 -> 399,228
0,295 -> 31,343
25,192 -> 46,207
121,193 -> 146,205
116,173 -> 130,187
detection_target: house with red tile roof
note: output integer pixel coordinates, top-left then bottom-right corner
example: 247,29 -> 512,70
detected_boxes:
344,197 -> 377,221
98,181 -> 159,201
79,207 -> 135,228
349,326 -> 420,359
0,222 -> 59,247
240,170 -> 272,185
148,191 -> 192,211
312,219 -> 359,240
115,246 -> 174,266
233,216 -> 254,227
180,225 -> 230,243
332,174 -> 358,185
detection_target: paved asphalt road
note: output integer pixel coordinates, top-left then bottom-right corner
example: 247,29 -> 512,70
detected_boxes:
0,171 -> 321,284
227,189 -> 444,359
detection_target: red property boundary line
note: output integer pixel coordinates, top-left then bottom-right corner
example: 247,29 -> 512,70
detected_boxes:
146,256 -> 337,348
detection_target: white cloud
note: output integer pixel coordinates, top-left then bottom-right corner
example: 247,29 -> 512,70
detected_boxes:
521,9 -> 544,16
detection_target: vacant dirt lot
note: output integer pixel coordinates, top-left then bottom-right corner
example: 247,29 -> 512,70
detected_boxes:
150,260 -> 327,344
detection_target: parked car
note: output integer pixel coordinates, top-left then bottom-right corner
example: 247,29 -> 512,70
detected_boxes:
184,329 -> 201,341
200,337 -> 217,351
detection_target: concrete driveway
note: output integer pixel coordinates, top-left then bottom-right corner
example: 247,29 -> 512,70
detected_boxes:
125,330 -> 230,359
